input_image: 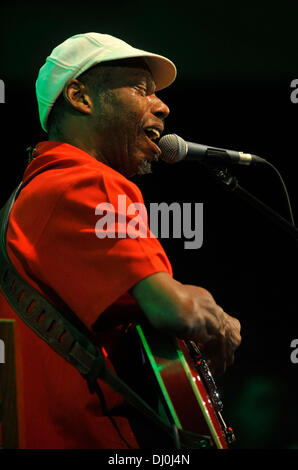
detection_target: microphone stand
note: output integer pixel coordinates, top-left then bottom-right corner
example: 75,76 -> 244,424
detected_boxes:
208,167 -> 298,245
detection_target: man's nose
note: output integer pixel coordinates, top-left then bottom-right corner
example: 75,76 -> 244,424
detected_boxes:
150,94 -> 170,120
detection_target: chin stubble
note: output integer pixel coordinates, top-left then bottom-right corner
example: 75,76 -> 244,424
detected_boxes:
137,154 -> 159,175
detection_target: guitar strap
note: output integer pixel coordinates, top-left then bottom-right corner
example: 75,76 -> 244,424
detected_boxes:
0,183 -> 212,449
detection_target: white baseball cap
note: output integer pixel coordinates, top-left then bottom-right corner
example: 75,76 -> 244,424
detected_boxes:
35,32 -> 177,132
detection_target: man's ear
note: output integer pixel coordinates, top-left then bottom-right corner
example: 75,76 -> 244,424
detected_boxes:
63,79 -> 93,115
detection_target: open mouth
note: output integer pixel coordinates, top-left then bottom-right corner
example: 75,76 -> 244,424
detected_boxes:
144,127 -> 161,141
143,127 -> 162,156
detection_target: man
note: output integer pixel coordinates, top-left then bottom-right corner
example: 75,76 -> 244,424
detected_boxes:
0,33 -> 241,449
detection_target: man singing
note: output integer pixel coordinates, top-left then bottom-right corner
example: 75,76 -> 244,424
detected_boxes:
0,33 -> 241,448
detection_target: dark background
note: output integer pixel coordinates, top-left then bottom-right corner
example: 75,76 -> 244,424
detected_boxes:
1,0 -> 298,449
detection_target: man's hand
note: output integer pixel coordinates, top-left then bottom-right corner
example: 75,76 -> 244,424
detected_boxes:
200,312 -> 241,376
131,272 -> 241,375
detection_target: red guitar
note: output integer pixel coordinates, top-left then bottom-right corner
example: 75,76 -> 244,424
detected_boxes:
118,322 -> 235,449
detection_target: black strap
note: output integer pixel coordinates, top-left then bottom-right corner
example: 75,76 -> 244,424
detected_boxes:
0,184 -> 212,449
0,183 -> 106,380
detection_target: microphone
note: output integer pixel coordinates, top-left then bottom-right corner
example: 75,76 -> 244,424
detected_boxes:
158,134 -> 266,167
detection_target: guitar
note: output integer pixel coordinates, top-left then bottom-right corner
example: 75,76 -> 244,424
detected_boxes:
117,321 -> 235,449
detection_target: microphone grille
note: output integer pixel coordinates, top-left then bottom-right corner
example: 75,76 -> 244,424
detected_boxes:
159,134 -> 188,164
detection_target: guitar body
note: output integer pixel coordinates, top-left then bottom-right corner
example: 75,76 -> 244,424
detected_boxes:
117,322 -> 235,449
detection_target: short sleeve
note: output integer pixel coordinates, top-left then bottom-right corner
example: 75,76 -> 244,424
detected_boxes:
18,165 -> 172,329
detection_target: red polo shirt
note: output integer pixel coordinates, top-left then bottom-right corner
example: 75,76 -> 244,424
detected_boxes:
0,141 -> 172,449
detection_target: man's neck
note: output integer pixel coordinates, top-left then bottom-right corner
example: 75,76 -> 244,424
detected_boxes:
48,132 -> 110,167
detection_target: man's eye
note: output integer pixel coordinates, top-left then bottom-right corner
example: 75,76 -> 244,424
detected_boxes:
135,85 -> 147,96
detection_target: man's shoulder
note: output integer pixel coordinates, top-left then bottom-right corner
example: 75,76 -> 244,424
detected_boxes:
52,159 -> 143,203
23,144 -> 142,203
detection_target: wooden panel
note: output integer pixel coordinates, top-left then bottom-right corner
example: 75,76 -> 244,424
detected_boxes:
0,319 -> 19,448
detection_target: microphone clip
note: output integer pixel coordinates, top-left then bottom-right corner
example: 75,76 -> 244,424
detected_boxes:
208,167 -> 239,192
